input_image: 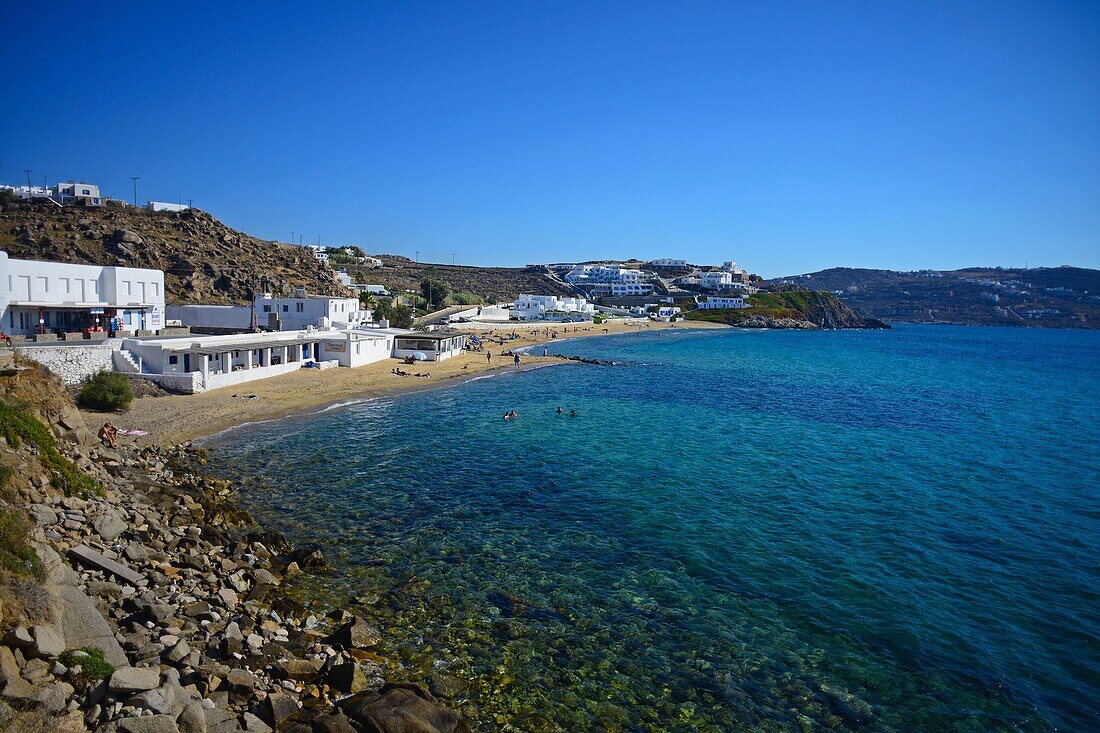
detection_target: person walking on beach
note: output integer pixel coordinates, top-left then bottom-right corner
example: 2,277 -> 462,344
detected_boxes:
487,351 -> 492,364
513,353 -> 520,367
543,345 -> 548,356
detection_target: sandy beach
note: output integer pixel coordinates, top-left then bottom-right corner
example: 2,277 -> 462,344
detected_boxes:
106,319 -> 723,446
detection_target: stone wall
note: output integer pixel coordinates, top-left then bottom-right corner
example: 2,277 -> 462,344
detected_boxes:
16,343 -> 116,385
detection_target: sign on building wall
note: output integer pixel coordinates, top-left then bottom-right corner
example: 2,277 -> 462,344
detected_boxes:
323,340 -> 346,353
147,308 -> 164,330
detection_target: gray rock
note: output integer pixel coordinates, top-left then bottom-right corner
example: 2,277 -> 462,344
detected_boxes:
109,666 -> 161,693
28,503 -> 59,525
329,616 -> 381,649
339,684 -> 471,733
251,569 -> 279,587
35,680 -> 75,712
68,544 -> 143,584
132,681 -> 186,717
178,700 -> 208,733
55,583 -> 129,666
0,647 -> 36,700
240,712 -> 271,733
257,691 -> 298,728
125,543 -> 150,562
4,626 -> 33,648
326,662 -> 369,694
119,714 -> 180,733
164,639 -> 191,664
225,668 -> 255,693
94,512 -> 128,542
31,624 -> 66,657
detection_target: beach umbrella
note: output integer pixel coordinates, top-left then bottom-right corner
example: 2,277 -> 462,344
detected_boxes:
413,351 -> 428,361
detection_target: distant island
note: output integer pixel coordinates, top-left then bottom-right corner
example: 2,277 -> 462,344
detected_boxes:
771,267 -> 1100,328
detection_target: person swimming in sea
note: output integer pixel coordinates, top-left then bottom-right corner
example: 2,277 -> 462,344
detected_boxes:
556,406 -> 563,414
569,409 -> 577,417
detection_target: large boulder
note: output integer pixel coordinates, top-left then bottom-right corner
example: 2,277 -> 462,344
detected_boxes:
338,684 -> 471,733
329,616 -> 381,650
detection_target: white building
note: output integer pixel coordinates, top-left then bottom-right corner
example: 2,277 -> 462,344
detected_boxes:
255,292 -> 369,330
564,264 -> 650,284
699,271 -> 735,290
305,245 -> 329,262
53,181 -> 102,206
392,332 -> 468,362
146,201 -> 189,213
511,294 -> 596,320
2,184 -> 53,201
362,256 -> 383,268
117,328 -> 400,393
335,270 -> 354,287
648,259 -> 688,268
115,324 -> 466,393
697,296 -> 750,309
592,282 -> 654,296
169,291 -> 370,333
0,251 -> 165,337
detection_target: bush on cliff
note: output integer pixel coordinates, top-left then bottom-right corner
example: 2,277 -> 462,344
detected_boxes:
0,399 -> 102,497
0,508 -> 44,581
78,370 -> 133,411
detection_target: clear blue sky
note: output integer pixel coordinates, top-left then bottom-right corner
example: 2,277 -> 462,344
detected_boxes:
2,2 -> 1097,277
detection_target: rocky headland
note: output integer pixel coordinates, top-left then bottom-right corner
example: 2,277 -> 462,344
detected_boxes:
0,358 -> 469,733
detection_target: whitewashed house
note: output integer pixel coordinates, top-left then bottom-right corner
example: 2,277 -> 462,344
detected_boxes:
511,294 -> 595,320
169,291 -> 370,332
697,296 -> 750,309
146,201 -> 189,212
647,258 -> 688,268
53,181 -> 102,206
0,251 -> 165,337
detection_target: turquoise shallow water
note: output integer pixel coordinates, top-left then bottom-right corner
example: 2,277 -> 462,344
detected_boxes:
207,324 -> 1099,732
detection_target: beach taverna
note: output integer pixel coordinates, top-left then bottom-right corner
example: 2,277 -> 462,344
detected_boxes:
117,328 -> 395,392
392,331 -> 468,361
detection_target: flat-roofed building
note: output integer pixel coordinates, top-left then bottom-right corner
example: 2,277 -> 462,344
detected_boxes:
0,251 -> 165,337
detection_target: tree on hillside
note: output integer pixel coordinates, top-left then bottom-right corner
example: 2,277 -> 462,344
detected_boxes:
374,300 -> 414,328
358,291 -> 377,310
420,278 -> 451,309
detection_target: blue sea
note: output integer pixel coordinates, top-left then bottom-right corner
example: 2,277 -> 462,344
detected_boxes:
206,325 -> 1100,732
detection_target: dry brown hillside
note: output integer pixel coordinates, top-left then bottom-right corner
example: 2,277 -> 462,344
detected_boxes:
344,254 -> 575,303
0,199 -> 348,305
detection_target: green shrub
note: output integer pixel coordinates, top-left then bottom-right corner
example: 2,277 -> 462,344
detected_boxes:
0,509 -> 44,580
60,647 -> 115,683
450,292 -> 484,306
0,400 -> 102,497
78,370 -> 133,411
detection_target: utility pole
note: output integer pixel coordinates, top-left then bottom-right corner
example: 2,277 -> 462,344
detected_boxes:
187,198 -> 194,209
24,169 -> 32,190
130,177 -> 140,207
291,231 -> 296,245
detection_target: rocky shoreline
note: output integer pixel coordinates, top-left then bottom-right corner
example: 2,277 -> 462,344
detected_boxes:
0,362 -> 470,733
